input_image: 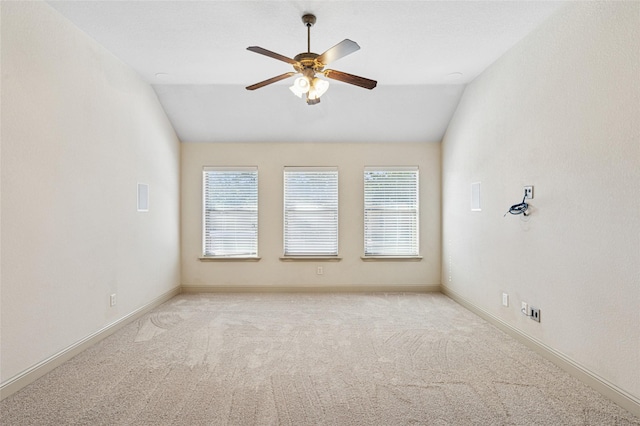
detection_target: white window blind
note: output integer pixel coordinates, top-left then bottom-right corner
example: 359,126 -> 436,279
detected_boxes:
364,167 -> 419,256
203,167 -> 258,257
284,167 -> 338,256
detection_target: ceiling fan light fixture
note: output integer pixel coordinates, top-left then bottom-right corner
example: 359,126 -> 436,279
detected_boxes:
289,77 -> 308,97
290,75 -> 311,98
309,77 -> 329,98
306,77 -> 329,105
289,84 -> 303,98
295,76 -> 311,92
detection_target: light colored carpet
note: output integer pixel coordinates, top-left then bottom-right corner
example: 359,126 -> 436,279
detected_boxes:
1,292 -> 638,425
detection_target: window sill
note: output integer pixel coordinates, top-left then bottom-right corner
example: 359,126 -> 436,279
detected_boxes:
280,256 -> 342,262
199,256 -> 261,262
361,256 -> 423,261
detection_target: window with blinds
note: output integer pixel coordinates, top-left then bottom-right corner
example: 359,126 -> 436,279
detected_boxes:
202,167 -> 258,257
364,167 -> 419,256
284,167 -> 338,256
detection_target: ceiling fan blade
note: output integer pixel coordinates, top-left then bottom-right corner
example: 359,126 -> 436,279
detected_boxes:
247,46 -> 298,65
324,69 -> 377,90
246,72 -> 296,91
316,39 -> 360,65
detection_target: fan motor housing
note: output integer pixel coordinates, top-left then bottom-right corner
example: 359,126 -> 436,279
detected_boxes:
293,52 -> 324,72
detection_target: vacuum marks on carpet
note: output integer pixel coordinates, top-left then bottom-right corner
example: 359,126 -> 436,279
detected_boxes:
1,293 -> 638,425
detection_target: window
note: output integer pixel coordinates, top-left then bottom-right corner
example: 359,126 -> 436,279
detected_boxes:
364,167 -> 419,256
202,167 -> 258,258
284,167 -> 338,256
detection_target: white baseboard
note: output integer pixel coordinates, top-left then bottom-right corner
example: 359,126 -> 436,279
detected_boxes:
441,285 -> 640,418
181,284 -> 440,293
0,286 -> 181,401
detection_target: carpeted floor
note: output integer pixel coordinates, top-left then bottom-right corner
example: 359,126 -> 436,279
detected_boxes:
1,292 -> 638,425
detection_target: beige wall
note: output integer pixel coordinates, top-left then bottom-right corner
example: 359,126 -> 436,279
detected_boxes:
1,2 -> 180,383
182,142 -> 441,290
442,2 -> 639,401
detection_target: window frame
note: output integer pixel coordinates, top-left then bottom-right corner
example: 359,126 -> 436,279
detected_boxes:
362,166 -> 421,259
201,166 -> 259,260
282,166 -> 339,258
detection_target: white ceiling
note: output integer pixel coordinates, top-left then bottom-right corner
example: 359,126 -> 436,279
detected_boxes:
47,1 -> 566,143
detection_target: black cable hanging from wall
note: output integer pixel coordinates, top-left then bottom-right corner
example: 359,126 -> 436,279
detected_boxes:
504,194 -> 529,217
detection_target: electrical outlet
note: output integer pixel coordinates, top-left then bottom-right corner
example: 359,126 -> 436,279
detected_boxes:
524,186 -> 534,199
316,266 -> 323,275
530,306 -> 541,322
521,302 -> 528,315
110,293 -> 117,307
502,293 -> 509,307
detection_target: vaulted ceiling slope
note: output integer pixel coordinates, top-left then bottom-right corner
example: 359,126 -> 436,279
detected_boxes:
47,1 -> 566,143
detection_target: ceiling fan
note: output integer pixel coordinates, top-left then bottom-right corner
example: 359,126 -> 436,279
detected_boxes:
246,13 -> 377,105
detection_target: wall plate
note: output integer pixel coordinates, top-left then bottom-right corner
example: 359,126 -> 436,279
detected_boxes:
137,183 -> 149,211
471,182 -> 481,211
530,306 -> 541,322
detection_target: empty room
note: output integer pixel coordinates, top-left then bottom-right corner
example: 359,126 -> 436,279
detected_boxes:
1,1 -> 638,424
